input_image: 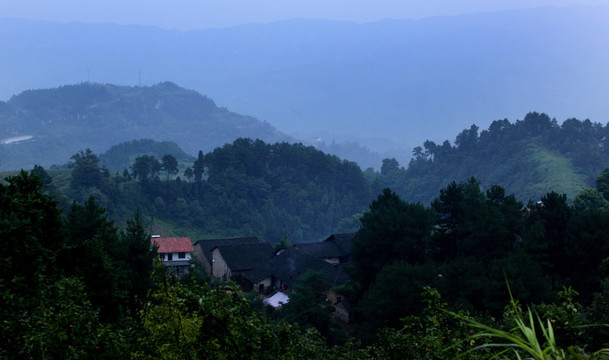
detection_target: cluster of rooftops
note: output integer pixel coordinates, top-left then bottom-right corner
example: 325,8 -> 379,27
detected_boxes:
151,234 -> 354,316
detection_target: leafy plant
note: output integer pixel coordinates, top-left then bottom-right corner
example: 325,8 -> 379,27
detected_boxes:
460,291 -> 609,360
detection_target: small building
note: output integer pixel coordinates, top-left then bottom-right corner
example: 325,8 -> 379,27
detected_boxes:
294,233 -> 354,264
211,242 -> 274,290
247,246 -> 350,294
193,237 -> 262,275
193,233 -> 354,323
251,247 -> 351,322
151,236 -> 194,276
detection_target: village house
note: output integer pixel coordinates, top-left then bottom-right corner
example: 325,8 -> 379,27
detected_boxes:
193,233 -> 354,323
293,233 -> 354,265
193,237 -> 262,275
247,246 -> 349,294
151,236 -> 194,276
210,242 -> 274,285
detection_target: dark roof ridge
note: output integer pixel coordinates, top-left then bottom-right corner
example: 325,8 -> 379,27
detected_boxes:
215,242 -> 274,272
194,236 -> 260,245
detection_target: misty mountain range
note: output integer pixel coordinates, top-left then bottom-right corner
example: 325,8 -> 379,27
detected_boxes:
0,82 -> 290,170
2,4 -> 608,154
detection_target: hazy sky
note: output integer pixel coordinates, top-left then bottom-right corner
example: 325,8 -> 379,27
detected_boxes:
2,0 -> 608,30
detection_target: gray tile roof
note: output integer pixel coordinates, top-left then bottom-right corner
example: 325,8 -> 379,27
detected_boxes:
246,247 -> 349,287
215,242 -> 274,272
194,237 -> 261,265
295,233 -> 354,259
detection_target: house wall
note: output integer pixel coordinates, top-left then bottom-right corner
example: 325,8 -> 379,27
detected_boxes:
276,279 -> 290,292
254,277 -> 273,293
327,290 -> 349,323
326,290 -> 344,304
212,248 -> 231,279
333,302 -> 350,323
160,252 -> 192,262
194,245 -> 212,274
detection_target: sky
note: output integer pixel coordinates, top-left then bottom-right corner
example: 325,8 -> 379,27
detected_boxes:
2,0 -> 609,30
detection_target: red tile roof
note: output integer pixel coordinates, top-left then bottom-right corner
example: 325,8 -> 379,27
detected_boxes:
151,237 -> 194,253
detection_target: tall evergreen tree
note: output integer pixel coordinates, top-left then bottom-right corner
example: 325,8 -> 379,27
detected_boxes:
350,188 -> 434,300
161,154 -> 179,181
193,150 -> 205,183
64,196 -> 124,321
120,212 -> 155,312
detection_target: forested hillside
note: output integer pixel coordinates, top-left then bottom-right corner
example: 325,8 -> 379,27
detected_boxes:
5,157 -> 609,358
0,82 -> 290,170
16,110 -> 609,240
379,112 -> 609,204
46,138 -> 372,242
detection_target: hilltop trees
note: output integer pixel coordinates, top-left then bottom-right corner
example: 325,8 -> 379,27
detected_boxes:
64,141 -> 373,242
99,139 -> 193,173
161,154 -> 179,180
131,154 -> 161,182
381,112 -> 609,204
70,148 -> 102,189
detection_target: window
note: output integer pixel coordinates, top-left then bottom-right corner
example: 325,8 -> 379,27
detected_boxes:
167,253 -> 173,261
178,252 -> 185,259
159,254 -> 164,260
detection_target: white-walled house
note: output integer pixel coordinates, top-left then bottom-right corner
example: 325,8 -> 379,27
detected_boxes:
151,236 -> 194,276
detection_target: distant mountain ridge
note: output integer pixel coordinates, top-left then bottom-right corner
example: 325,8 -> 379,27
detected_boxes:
1,5 -> 608,149
0,82 -> 290,170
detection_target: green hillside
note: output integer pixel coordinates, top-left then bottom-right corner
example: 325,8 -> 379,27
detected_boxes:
38,138 -> 373,243
6,137 -> 609,357
0,82 -> 290,171
379,112 -> 609,203
524,145 -> 588,200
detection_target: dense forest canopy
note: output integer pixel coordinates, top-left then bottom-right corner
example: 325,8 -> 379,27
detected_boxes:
44,138 -> 373,242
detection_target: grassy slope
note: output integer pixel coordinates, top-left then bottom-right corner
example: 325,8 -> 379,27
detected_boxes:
523,145 -> 588,201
